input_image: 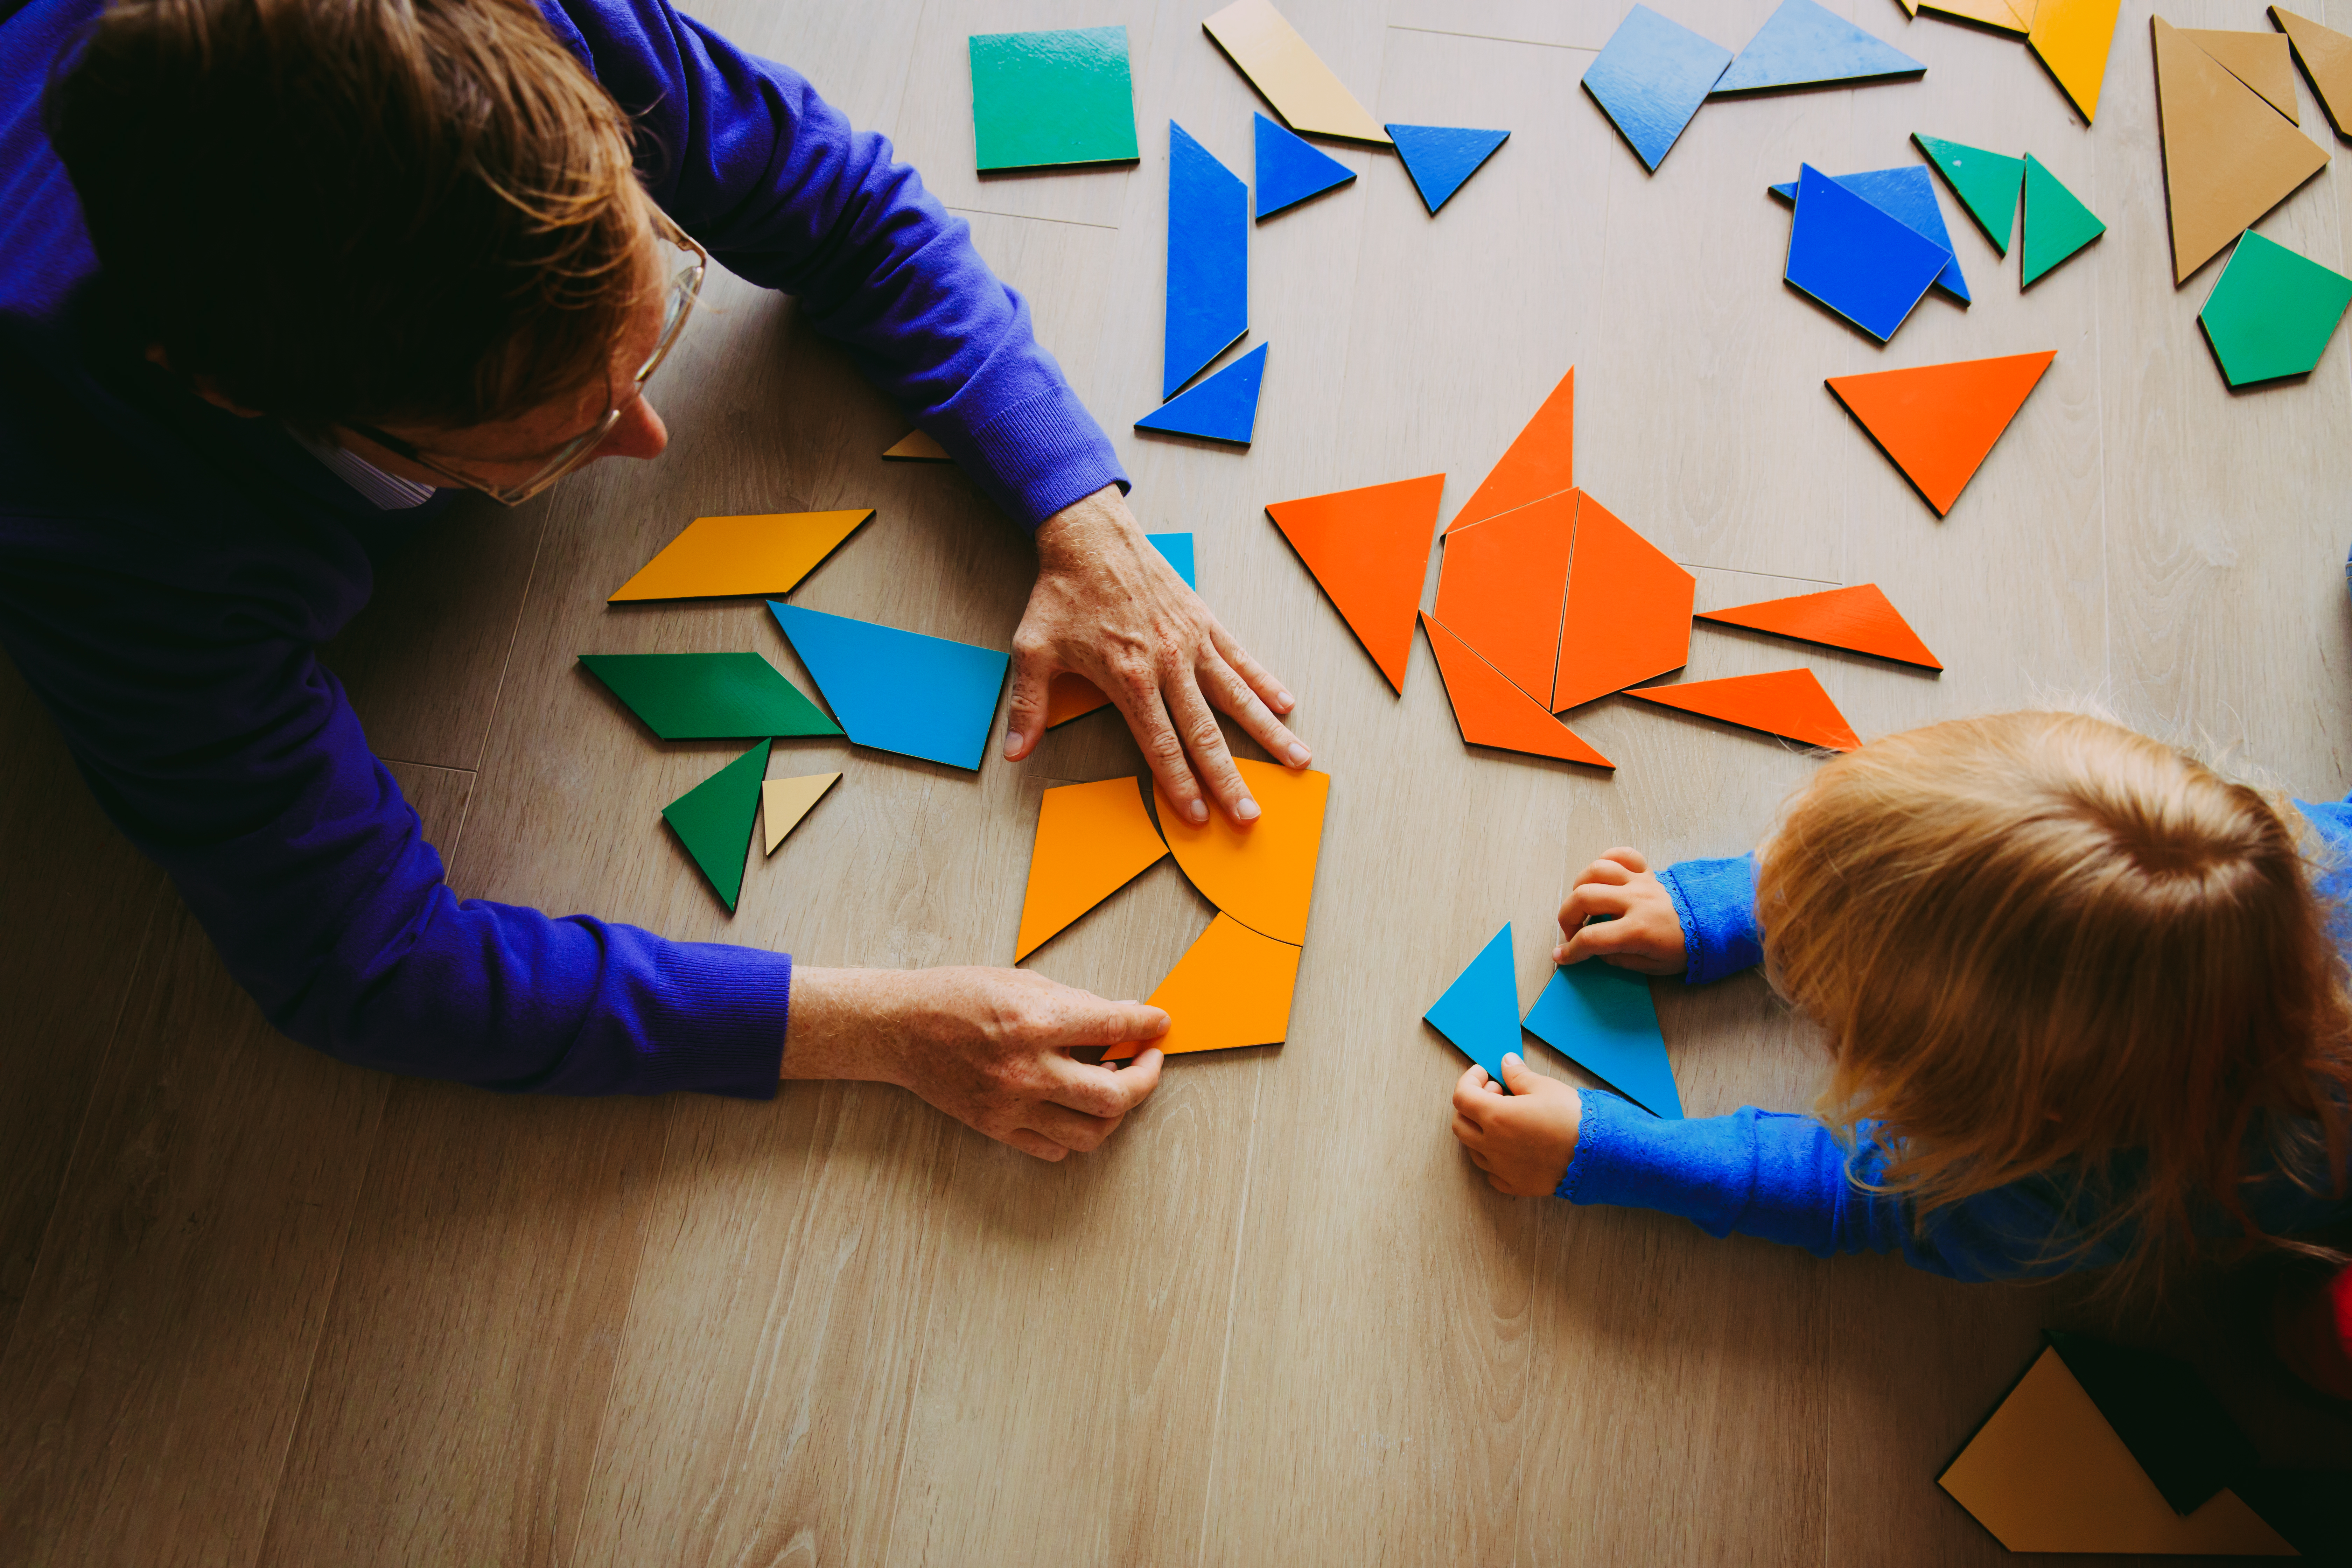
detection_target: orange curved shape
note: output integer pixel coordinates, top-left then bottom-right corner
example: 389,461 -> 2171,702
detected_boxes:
1422,614 -> 1614,768
1432,491 -> 1575,703
1826,351 -> 2054,516
1552,492 -> 1694,712
1628,669 -> 1860,751
1447,367 -> 1574,533
1153,757 -> 1329,944
1696,583 -> 1941,670
1014,777 -> 1169,961
1105,913 -> 1302,1058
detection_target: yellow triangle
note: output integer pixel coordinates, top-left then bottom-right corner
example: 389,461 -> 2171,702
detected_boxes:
608,510 -> 872,602
1921,0 -> 2033,37
760,773 -> 841,855
2182,28 -> 2300,121
2154,15 -> 2331,283
881,429 -> 950,461
2029,0 -> 2124,120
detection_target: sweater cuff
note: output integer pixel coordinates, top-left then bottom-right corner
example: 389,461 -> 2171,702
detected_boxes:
955,380 -> 1131,530
634,940 -> 792,1099
1657,854 -> 1764,986
1557,1088 -> 1666,1203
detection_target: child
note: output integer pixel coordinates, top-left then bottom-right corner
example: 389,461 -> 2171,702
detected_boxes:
1448,710 -> 2352,1300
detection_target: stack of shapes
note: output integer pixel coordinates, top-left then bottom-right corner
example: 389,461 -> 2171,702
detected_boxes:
1913,133 -> 2025,255
1782,163 -> 1952,341
2272,6 -> 2352,139
2181,28 -> 2301,121
1768,166 -> 1970,302
2153,16 -> 2331,285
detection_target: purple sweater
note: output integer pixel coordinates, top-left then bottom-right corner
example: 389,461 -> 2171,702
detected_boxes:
0,0 -> 1126,1096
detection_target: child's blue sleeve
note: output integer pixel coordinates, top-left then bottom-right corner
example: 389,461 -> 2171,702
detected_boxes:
1656,854 -> 1763,984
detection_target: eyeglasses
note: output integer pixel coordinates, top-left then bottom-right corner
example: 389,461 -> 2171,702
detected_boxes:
348,216 -> 707,506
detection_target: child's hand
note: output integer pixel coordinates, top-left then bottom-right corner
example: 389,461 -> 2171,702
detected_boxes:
1555,847 -> 1687,975
1450,1055 -> 1582,1196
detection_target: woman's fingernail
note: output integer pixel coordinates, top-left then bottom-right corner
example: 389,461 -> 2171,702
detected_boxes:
1236,796 -> 1261,821
1285,742 -> 1311,766
1187,799 -> 1209,824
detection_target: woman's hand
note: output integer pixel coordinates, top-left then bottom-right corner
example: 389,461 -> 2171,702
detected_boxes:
1555,847 -> 1687,975
1449,1055 -> 1582,1196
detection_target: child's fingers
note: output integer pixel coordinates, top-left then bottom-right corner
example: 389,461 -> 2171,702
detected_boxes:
1557,883 -> 1637,936
1599,846 -> 1648,875
1557,916 -> 1656,966
1571,857 -> 1635,890
1450,1111 -> 1485,1147
1451,1064 -> 1496,1120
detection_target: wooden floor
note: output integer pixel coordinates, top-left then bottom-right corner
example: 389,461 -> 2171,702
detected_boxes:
8,0 -> 2352,1562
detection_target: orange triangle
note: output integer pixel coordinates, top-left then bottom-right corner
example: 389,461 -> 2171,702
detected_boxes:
1422,613 -> 1615,768
1627,670 -> 1860,751
882,429 -> 951,461
2154,16 -> 2331,284
1044,671 -> 1113,728
1826,351 -> 2055,516
1265,474 -> 1444,694
1696,583 -> 1943,670
1431,491 -> 1576,704
1153,757 -> 1329,945
1014,778 -> 1169,961
1105,913 -> 1302,1059
1446,368 -> 1574,534
1551,492 -> 1694,712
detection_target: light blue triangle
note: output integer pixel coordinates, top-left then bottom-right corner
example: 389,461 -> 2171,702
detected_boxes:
1769,166 -> 1969,303
1134,343 -> 1267,444
1424,924 -> 1521,1086
1143,532 -> 1197,587
1253,112 -> 1354,219
1521,963 -> 1682,1119
1582,5 -> 1733,172
1385,124 -> 1510,215
765,603 -> 1009,770
1165,121 -> 1248,399
1713,0 -> 1924,94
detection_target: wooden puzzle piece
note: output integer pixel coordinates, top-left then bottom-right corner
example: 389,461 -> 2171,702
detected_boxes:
1385,124 -> 1510,214
2180,28 -> 2300,121
2154,16 -> 2330,285
760,772 -> 840,855
1580,4 -> 1732,172
2272,7 -> 2352,140
1136,342 -> 1267,443
766,603 -> 1009,770
578,651 -> 841,740
1551,491 -> 1695,713
1696,583 -> 1942,670
1626,669 -> 1860,751
1913,133 -> 2025,255
1254,111 -> 1354,218
1424,923 -> 1521,1087
2020,153 -> 2106,287
967,26 -> 1139,172
1105,913 -> 1302,1059
1784,164 -> 1951,342
1768,166 -> 1970,302
662,740 -> 770,913
1165,121 -> 1250,399
608,510 -> 873,602
1825,349 -> 2055,516
1014,777 -> 1169,961
2198,229 -> 2352,385
1046,534 -> 1198,728
1521,962 -> 1682,1119
1202,0 -> 1391,144
1447,367 -> 1573,534
1154,756 -> 1329,945
2029,0 -> 2126,121
1917,0 -> 2032,38
1714,0 -> 1925,94
1432,491 -> 1575,705
1421,613 -> 1615,769
2043,1331 -> 2261,1518
882,429 -> 950,461
1266,473 -> 1444,693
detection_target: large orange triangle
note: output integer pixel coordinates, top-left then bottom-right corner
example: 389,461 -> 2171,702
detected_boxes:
1430,491 -> 1576,704
1696,583 -> 1943,670
1627,670 -> 1860,751
2154,16 -> 2331,284
1422,614 -> 1614,768
1826,351 -> 2055,516
1266,474 -> 1444,694
1446,368 -> 1574,534
1552,492 -> 1694,712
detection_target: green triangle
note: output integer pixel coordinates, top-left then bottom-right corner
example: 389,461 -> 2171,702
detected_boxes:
1913,133 -> 2024,256
661,739 -> 770,912
2021,155 -> 2105,288
2199,230 -> 2352,385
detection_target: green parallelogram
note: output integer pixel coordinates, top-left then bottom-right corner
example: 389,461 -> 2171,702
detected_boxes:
579,651 -> 839,741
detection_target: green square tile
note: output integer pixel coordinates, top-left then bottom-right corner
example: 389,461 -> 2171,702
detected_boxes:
968,26 -> 1139,172
2198,230 -> 2352,387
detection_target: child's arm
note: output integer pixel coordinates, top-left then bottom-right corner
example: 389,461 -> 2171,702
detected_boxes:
1553,848 -> 1765,983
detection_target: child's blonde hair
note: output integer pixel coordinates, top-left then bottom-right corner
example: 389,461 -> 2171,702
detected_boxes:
1756,710 -> 2352,1285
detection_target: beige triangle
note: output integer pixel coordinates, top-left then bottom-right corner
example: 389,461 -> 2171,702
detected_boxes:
882,429 -> 950,462
2154,15 -> 2330,283
2181,28 -> 2300,121
2273,6 -> 2352,139
1920,0 -> 2033,36
761,773 -> 841,854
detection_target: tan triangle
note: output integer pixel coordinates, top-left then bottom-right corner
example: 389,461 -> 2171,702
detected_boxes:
2273,6 -> 2352,139
882,429 -> 950,461
2154,16 -> 2330,284
2181,28 -> 2300,121
1920,0 -> 2033,37
761,773 -> 841,854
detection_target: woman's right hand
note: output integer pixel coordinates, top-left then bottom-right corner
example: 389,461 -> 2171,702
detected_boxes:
1555,848 -> 1687,975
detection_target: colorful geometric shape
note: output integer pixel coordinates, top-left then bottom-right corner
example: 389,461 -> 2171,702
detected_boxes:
1014,776 -> 1169,961
1165,121 -> 1250,399
2154,16 -> 2331,285
1768,166 -> 1970,302
1917,0 -> 2032,38
1697,583 -> 1942,670
1106,913 -> 1303,1059
2180,28 -> 2300,121
2044,1331 -> 2262,1518
1044,533 -> 1199,729
1448,367 -> 1574,534
1784,163 -> 1951,342
2198,229 -> 2352,385
2273,6 -> 2352,140
577,652 -> 841,741
1581,4 -> 1733,172
968,26 -> 1139,172
1385,123 -> 1510,214
1152,757 -> 1329,945
765,603 -> 1009,770
760,772 -> 840,855
608,510 -> 873,603
1135,342 -> 1267,443
662,739 -> 769,913
1254,110 -> 1354,218
1266,472 -> 1444,694
882,429 -> 950,461
1146,531 -> 1198,589
1432,491 -> 1576,704
1521,962 -> 1682,1119
1202,0 -> 1391,144
1424,923 -> 1522,1087
1713,0 -> 1926,94
1912,133 -> 2025,255
1421,613 -> 1616,769
1825,350 -> 2055,516
2020,153 -> 2105,287
1627,669 -> 1861,751
2028,0 -> 2126,122
1551,491 -> 1695,713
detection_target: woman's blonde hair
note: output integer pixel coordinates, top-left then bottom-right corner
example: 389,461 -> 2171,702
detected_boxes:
1757,710 -> 2352,1287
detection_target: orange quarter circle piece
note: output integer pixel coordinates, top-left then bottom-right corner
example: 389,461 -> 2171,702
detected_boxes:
1431,490 -> 1576,704
1421,613 -> 1614,768
1105,913 -> 1303,1059
1826,351 -> 2054,516
1044,671 -> 1114,728
1448,368 -> 1574,534
1014,777 -> 1170,961
1627,669 -> 1860,751
1552,491 -> 1694,712
1696,583 -> 1942,670
1153,756 -> 1329,944
1266,474 -> 1445,694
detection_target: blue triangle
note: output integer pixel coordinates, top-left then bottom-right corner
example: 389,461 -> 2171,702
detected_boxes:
1253,112 -> 1354,219
1713,0 -> 1923,94
765,603 -> 1009,770
1143,531 -> 1196,588
1135,343 -> 1267,443
1165,121 -> 1248,400
1424,924 -> 1521,1086
1769,166 -> 1969,303
1521,963 -> 1682,1119
1581,5 -> 1732,172
1385,124 -> 1510,215
1784,163 -> 1949,341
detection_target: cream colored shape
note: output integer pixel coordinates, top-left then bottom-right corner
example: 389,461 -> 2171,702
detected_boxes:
881,429 -> 950,461
1920,0 -> 2033,37
761,772 -> 841,854
2181,28 -> 2300,121
1203,0 -> 1391,145
2154,14 -> 2330,283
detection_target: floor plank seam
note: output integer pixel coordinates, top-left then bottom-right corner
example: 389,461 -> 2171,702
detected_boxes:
461,508 -> 555,777
1385,24 -> 1597,56
370,757 -> 478,777
943,204 -> 1121,233
1190,1056 -> 1265,1568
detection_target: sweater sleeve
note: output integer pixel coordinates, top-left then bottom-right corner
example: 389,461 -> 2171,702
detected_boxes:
542,0 -> 1128,530
1656,854 -> 1764,985
0,525 -> 792,1098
